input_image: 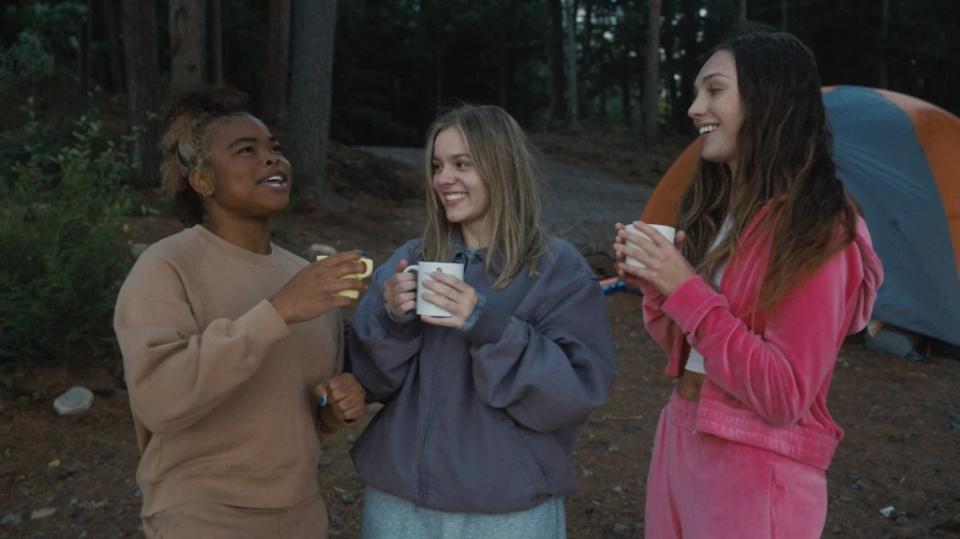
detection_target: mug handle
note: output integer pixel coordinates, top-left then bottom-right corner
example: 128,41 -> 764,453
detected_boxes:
357,257 -> 374,278
402,265 -> 419,275
316,255 -> 375,279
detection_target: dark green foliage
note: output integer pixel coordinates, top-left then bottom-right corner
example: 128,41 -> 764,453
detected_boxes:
0,106 -> 133,366
746,0 -> 960,115
332,0 -> 556,142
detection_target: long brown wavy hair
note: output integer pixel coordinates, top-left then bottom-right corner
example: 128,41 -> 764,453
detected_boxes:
677,31 -> 857,313
421,105 -> 548,289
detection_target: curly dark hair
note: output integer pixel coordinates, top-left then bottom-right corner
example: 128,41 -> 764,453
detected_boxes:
159,87 -> 251,225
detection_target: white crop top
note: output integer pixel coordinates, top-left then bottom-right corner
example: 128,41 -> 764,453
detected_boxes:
685,217 -> 732,374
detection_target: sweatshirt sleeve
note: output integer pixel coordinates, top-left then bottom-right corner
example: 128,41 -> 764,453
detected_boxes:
464,271 -> 617,433
639,281 -> 684,354
114,254 -> 291,435
348,244 -> 424,402
660,247 -> 863,426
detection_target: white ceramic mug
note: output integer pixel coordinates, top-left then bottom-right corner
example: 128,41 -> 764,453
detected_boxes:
624,224 -> 677,268
403,261 -> 465,317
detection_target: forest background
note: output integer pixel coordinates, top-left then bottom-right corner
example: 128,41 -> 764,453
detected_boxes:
1,0 -> 957,368
0,1 -> 959,536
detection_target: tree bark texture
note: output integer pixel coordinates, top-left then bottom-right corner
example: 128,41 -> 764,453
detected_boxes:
98,0 -> 126,92
643,0 -> 661,141
209,0 -> 223,85
169,0 -> 207,94
261,0 -> 291,123
121,0 -> 161,187
548,0 -> 566,123
565,0 -> 579,128
287,0 -> 337,196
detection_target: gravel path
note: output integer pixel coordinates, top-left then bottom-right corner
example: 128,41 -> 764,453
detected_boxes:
355,146 -> 652,255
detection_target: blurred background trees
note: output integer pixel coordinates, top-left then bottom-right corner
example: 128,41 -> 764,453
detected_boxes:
0,0 -> 957,366
3,0 -> 957,177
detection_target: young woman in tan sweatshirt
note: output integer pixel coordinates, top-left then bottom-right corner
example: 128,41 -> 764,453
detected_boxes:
114,88 -> 366,538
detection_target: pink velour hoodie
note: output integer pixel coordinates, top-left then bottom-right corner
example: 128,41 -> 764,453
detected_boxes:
641,205 -> 884,470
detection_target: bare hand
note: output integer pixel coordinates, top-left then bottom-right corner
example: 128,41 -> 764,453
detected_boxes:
315,373 -> 366,428
419,271 -> 479,330
613,221 -> 695,296
270,251 -> 368,324
383,259 -> 418,319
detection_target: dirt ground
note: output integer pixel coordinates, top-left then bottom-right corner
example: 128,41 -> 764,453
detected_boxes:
2,134 -> 959,538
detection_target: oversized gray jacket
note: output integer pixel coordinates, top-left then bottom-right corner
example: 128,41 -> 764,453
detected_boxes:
348,235 -> 617,514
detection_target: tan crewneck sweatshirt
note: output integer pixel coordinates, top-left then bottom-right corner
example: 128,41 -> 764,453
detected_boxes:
114,225 -> 342,517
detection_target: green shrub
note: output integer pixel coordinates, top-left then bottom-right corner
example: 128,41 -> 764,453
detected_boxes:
0,113 -> 132,367
0,98 -> 57,181
0,30 -> 56,87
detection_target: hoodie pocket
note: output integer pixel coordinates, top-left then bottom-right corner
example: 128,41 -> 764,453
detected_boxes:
500,417 -> 553,494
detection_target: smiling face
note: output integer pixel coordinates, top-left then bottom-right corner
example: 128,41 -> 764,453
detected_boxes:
688,50 -> 745,172
431,127 -> 491,246
193,113 -> 292,222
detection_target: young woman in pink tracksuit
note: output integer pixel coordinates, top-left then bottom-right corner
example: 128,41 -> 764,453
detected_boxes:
613,31 -> 884,538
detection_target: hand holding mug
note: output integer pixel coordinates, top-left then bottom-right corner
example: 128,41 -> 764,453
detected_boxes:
316,254 -> 373,299
383,259 -> 418,319
419,271 -> 479,330
270,251 -> 368,324
614,221 -> 695,297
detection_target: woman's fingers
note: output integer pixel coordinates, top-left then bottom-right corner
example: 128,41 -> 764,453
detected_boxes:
613,240 -> 649,266
420,291 -> 459,315
421,277 -> 459,300
632,221 -> 674,249
426,271 -> 465,292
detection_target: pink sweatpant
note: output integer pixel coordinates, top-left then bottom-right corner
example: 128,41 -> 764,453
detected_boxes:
644,392 -> 827,539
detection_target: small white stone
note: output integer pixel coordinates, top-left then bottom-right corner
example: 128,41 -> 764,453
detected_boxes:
30,507 -> 56,520
53,386 -> 94,416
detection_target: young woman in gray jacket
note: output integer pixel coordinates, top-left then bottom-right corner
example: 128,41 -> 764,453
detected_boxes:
348,104 -> 617,538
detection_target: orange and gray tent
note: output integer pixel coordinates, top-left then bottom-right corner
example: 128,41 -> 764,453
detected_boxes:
641,86 -> 960,347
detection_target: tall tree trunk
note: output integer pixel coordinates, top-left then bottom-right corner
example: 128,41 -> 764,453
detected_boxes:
80,0 -> 93,100
169,0 -> 207,94
548,0 -> 566,123
287,0 -> 337,197
98,0 -> 125,92
262,0 -> 291,123
209,0 -> 223,85
496,4 -> 510,108
738,0 -> 747,24
421,0 -> 443,116
878,0 -> 889,88
564,0 -> 579,128
580,0 -> 593,118
642,0 -> 661,142
121,0 -> 161,187
620,68 -> 631,126
674,0 -> 699,132
642,0 -> 661,141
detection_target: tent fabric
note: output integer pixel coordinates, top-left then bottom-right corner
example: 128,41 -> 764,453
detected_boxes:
640,86 -> 960,346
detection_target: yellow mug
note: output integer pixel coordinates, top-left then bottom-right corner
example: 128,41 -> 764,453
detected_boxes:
316,255 -> 374,299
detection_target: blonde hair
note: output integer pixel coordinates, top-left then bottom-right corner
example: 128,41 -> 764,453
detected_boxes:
159,87 -> 250,224
422,105 -> 548,289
